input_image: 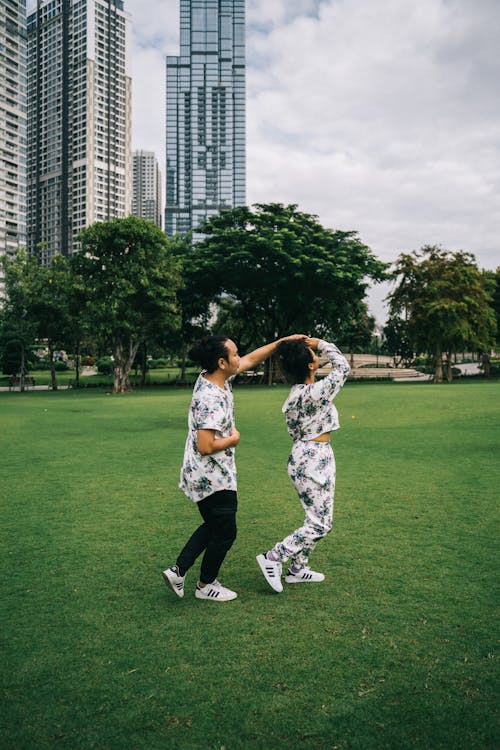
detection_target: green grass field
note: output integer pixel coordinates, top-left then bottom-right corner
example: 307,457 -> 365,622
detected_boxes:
0,366 -> 197,389
1,382 -> 498,750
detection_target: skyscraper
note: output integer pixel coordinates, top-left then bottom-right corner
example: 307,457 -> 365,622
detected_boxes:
27,0 -> 132,261
0,0 -> 27,290
132,150 -> 162,228
165,0 -> 246,237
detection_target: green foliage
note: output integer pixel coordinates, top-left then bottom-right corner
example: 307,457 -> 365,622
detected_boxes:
0,338 -> 35,375
389,245 -> 496,381
74,216 -> 182,391
383,315 -> 414,365
148,358 -> 168,369
96,356 -> 114,375
53,360 -> 69,371
190,203 -> 388,343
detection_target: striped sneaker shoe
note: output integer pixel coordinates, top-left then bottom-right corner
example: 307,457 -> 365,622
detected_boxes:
256,553 -> 283,593
284,567 -> 325,583
162,566 -> 185,598
195,579 -> 237,601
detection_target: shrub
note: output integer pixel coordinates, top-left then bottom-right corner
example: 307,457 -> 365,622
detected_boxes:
54,360 -> 69,371
96,357 -> 113,375
148,358 -> 167,369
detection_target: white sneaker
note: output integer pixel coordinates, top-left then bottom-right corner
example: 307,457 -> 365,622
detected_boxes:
285,567 -> 325,583
195,579 -> 237,601
162,566 -> 185,598
256,553 -> 283,593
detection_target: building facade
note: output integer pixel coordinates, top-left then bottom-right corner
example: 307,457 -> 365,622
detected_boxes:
165,0 -> 246,237
27,0 -> 131,261
132,150 -> 162,228
0,0 -> 27,292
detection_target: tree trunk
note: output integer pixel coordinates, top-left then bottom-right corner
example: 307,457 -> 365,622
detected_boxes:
113,338 -> 140,393
180,344 -> 188,384
481,352 -> 491,378
48,341 -> 58,390
433,346 -> 443,384
267,356 -> 273,386
140,342 -> 147,387
20,343 -> 26,392
75,341 -> 80,388
445,353 -> 453,383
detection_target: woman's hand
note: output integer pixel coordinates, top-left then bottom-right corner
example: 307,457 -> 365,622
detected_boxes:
305,336 -> 321,351
280,333 -> 308,343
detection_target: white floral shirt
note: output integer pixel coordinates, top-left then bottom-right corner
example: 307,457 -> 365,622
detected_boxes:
179,373 -> 237,502
282,341 -> 350,442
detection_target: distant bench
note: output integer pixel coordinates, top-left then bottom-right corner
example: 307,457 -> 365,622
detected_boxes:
8,376 -> 36,391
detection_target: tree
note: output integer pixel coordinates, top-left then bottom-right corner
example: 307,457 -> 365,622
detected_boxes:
189,203 -> 388,380
388,246 -> 496,383
0,251 -> 38,390
164,234 -> 209,383
383,315 -> 414,367
28,253 -> 73,390
74,217 -> 181,393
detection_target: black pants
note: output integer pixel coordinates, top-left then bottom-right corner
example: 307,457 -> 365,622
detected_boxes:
176,489 -> 237,584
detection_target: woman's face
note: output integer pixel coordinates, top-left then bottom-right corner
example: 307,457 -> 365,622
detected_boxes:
308,348 -> 321,375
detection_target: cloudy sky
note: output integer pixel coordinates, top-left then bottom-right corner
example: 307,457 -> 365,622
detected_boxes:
28,0 -> 500,321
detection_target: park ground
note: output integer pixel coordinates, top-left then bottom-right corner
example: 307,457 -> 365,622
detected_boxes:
1,381 -> 499,750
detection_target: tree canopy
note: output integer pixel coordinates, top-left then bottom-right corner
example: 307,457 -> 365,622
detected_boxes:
388,245 -> 496,382
74,216 -> 181,392
188,203 -> 388,347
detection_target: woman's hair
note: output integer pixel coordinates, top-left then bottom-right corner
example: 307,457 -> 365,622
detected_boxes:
189,335 -> 230,374
277,339 -> 314,384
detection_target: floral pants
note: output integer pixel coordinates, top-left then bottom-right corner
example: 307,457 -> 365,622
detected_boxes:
273,441 -> 335,569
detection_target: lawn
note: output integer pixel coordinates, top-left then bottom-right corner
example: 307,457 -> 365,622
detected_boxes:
0,381 -> 498,750
0,366 -> 198,389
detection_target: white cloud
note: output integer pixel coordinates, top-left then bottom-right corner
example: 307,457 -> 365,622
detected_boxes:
246,0 -> 500,277
26,0 -> 500,321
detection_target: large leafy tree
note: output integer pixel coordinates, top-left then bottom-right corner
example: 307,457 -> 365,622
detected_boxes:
388,245 -> 496,382
188,203 -> 387,375
382,315 -> 414,367
0,251 -> 38,389
74,217 -> 181,393
28,253 -> 73,390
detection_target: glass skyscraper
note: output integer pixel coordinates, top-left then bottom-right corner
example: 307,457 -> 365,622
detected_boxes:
165,0 -> 245,237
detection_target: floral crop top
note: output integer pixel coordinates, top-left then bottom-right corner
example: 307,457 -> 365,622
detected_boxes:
281,341 -> 350,442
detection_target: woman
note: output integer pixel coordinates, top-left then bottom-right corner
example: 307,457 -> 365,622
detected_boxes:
163,333 -> 304,602
257,336 -> 350,593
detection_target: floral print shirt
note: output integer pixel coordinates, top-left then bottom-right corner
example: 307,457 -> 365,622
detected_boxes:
179,373 -> 237,502
282,341 -> 350,442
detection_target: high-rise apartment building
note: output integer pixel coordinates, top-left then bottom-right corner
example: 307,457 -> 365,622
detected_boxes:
165,0 -> 245,237
132,150 -> 162,228
27,0 -> 132,261
0,0 -> 27,290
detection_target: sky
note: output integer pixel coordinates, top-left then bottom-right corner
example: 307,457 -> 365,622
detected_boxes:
27,0 -> 500,323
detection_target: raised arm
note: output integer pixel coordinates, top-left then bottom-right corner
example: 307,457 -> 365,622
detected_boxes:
237,334 -> 306,374
307,338 -> 350,400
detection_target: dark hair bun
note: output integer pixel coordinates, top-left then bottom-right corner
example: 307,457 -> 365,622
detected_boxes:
277,339 -> 313,384
189,335 -> 229,374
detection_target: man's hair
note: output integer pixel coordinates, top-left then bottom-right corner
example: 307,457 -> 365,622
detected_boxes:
189,335 -> 230,374
277,339 -> 313,384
